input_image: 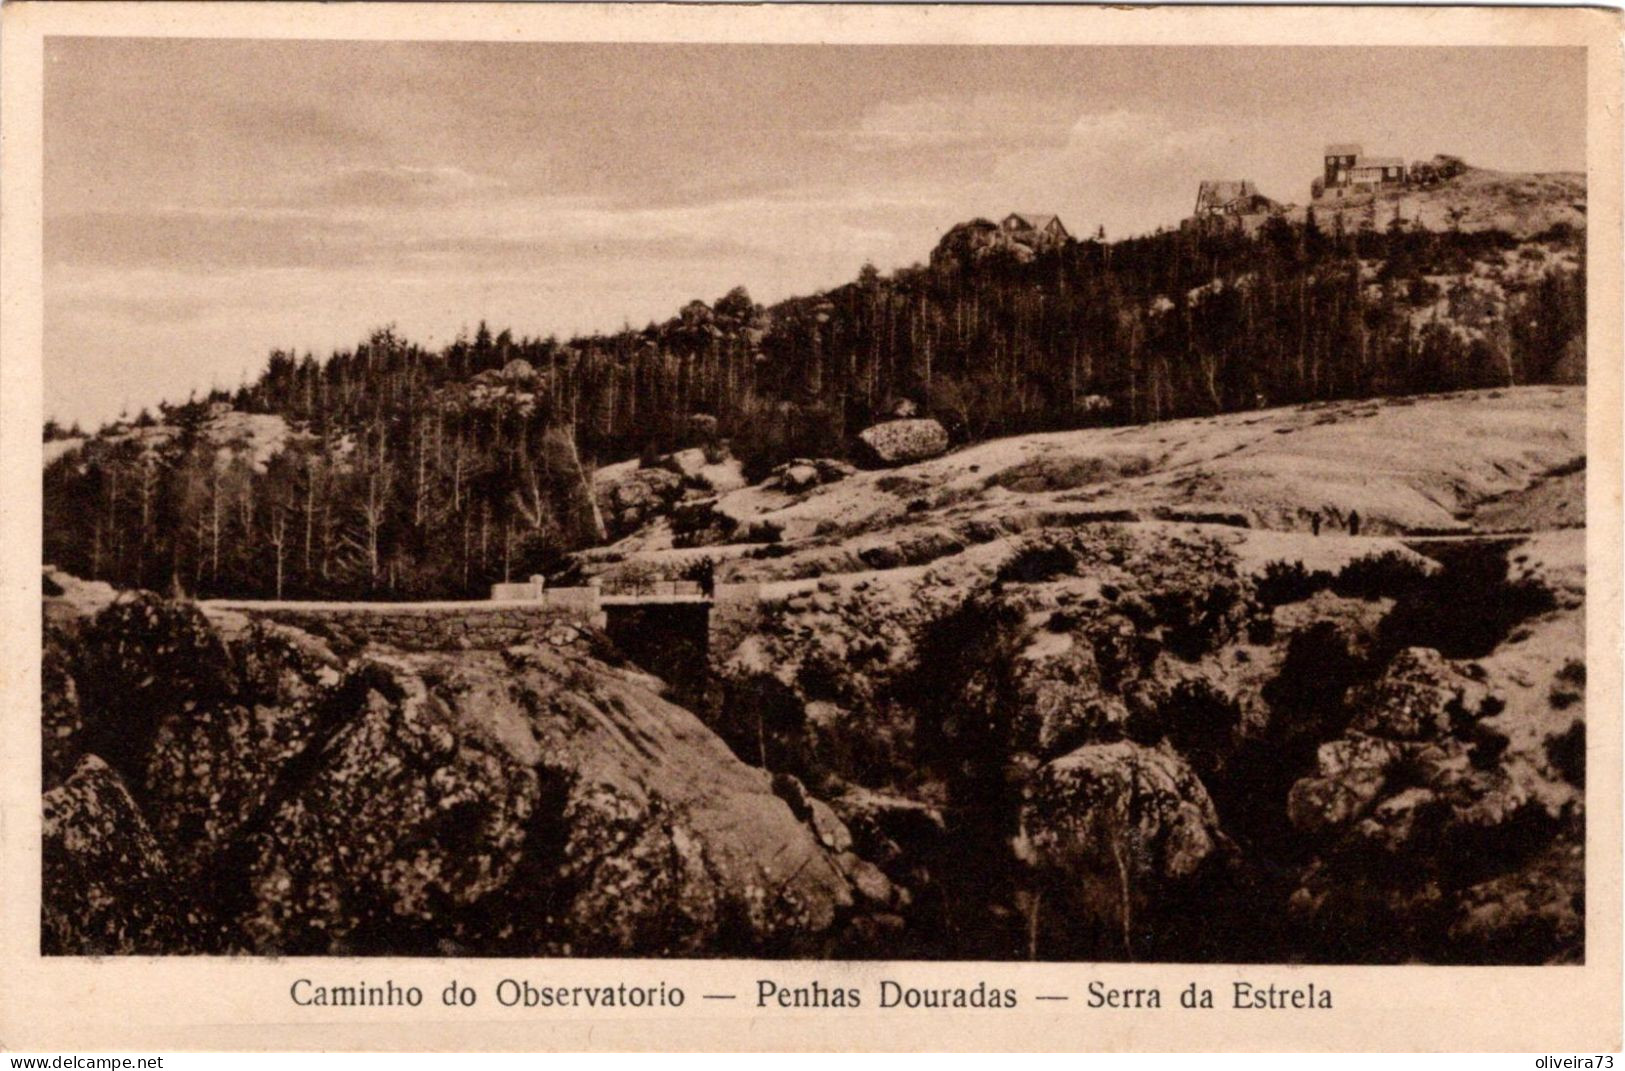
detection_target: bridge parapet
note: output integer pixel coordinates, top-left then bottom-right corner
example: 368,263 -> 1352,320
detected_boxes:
202,597 -> 600,652
204,581 -> 765,659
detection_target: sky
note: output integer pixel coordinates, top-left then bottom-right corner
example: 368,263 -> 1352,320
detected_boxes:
43,40 -> 1586,429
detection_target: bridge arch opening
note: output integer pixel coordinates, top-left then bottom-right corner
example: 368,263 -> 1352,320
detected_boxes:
602,601 -> 712,707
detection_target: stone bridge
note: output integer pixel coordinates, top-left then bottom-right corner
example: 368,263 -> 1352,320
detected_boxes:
202,583 -> 762,695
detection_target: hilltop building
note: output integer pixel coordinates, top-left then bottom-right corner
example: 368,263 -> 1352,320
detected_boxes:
930,213 -> 1071,268
1000,212 -> 1070,251
1182,180 -> 1280,234
1316,143 -> 1407,199
1193,180 -> 1276,218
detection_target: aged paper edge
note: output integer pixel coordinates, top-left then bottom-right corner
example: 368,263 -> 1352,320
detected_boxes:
0,2 -> 1620,1053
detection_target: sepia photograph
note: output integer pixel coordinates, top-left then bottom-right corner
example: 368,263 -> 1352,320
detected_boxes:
3,1 -> 1621,1054
34,33 -> 1597,965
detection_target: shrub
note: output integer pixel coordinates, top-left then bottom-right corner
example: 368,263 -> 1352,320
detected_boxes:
1256,560 -> 1332,605
679,556 -> 716,594
996,543 -> 1078,585
1544,720 -> 1585,787
1260,621 -> 1370,741
1152,580 -> 1245,661
1333,550 -> 1431,601
1376,542 -> 1556,660
1246,614 -> 1276,645
1126,678 -> 1241,779
735,520 -> 783,544
1466,723 -> 1511,771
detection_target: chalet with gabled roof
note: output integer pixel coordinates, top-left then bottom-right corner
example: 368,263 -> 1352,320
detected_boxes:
1001,212 -> 1070,250
1318,142 -> 1407,198
929,212 -> 1071,270
1193,180 -> 1274,217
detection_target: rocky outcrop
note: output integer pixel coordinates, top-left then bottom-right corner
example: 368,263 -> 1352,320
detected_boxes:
41,589 -> 890,956
1015,741 -> 1231,959
141,619 -> 341,877
856,419 -> 949,466
1285,637 -> 1582,963
769,458 -> 857,493
597,466 -> 685,538
1348,647 -> 1492,740
1286,735 -> 1403,835
39,496 -> 1584,964
658,448 -> 747,495
42,755 -> 182,954
1022,741 -> 1228,885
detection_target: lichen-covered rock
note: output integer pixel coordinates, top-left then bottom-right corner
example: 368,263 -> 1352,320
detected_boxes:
42,755 -> 181,954
140,620 -> 342,875
1350,646 -> 1489,740
74,594 -> 237,783
234,655 -> 540,953
485,646 -> 876,954
225,643 -> 879,956
1012,740 -> 1231,959
1286,734 -> 1403,834
597,466 -> 686,538
857,419 -> 950,466
42,626 -> 83,791
1022,741 -> 1227,885
44,586 -> 887,957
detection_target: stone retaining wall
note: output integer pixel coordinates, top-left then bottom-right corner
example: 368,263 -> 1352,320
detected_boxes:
205,583 -> 762,659
202,599 -> 598,652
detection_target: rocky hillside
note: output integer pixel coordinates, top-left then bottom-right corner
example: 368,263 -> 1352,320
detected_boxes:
43,386 -> 1587,962
1297,167 -> 1587,239
42,572 -> 897,956
577,386 -> 1588,962
44,161 -> 1584,603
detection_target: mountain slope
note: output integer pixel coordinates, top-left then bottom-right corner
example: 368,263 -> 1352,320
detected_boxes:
44,166 -> 1585,602
578,385 -> 1587,962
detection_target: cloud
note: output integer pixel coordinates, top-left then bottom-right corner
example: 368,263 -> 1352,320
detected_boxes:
223,100 -> 377,153
379,185 -> 953,269
1085,109 -> 1235,158
823,92 -> 1078,152
984,109 -> 1248,237
300,164 -> 505,207
45,208 -> 370,272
